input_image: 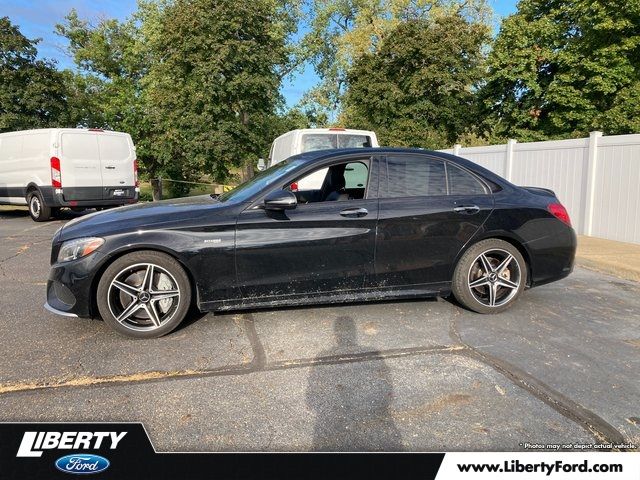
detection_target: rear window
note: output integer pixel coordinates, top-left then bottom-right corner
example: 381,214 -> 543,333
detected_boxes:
61,134 -> 99,160
338,134 -> 371,148
302,134 -> 336,152
301,133 -> 372,153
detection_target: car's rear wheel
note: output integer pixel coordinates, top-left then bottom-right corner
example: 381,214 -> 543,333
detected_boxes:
452,239 -> 526,314
27,191 -> 52,222
96,251 -> 192,338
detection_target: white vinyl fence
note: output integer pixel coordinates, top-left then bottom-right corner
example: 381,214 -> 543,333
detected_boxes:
440,132 -> 640,245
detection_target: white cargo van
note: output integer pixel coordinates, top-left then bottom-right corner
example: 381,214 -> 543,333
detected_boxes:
268,128 -> 379,167
0,128 -> 139,221
267,128 -> 378,190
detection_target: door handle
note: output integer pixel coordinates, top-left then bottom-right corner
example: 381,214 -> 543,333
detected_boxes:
105,166 -> 116,170
340,207 -> 369,218
453,205 -> 480,214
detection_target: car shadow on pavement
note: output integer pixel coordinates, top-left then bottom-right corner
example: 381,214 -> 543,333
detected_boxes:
305,316 -> 404,451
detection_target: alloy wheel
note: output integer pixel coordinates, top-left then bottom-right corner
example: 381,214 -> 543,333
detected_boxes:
467,248 -> 521,308
107,262 -> 181,331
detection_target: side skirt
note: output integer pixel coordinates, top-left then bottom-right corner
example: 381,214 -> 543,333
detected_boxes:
199,283 -> 452,313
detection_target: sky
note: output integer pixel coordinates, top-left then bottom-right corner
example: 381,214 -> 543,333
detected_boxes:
1,0 -> 519,108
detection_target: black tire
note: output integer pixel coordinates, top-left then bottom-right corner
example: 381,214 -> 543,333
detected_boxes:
27,190 -> 51,222
96,251 -> 192,339
451,239 -> 527,314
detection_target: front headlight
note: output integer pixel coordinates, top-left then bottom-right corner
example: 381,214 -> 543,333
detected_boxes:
57,237 -> 105,263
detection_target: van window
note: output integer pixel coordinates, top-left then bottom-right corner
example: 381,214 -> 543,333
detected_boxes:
300,133 -> 372,153
98,135 -> 130,162
338,135 -> 371,148
302,134 -> 336,152
61,133 -> 99,160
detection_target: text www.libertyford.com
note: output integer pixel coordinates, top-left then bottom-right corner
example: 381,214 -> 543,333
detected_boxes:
457,460 -> 623,475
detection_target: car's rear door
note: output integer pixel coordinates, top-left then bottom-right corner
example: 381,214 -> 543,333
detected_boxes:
373,153 -> 494,288
235,156 -> 380,299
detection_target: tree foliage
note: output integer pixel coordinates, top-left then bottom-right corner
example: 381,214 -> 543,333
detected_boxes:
300,0 -> 491,120
141,0 -> 291,183
0,17 -> 77,132
480,0 -> 640,140
344,14 -> 489,148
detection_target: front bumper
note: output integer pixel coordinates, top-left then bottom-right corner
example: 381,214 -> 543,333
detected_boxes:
44,302 -> 78,317
46,251 -> 111,318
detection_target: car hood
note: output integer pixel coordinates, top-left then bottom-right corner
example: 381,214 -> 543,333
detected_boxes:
58,195 -> 231,242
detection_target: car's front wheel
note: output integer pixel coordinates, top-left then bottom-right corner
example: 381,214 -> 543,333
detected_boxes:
452,239 -> 527,314
96,251 -> 192,338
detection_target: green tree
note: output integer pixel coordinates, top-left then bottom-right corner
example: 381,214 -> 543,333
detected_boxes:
480,0 -> 640,140
300,0 -> 491,121
142,0 -> 293,185
0,17 -> 76,131
343,14 -> 489,148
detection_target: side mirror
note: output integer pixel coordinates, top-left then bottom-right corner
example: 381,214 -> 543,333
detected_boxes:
264,189 -> 297,211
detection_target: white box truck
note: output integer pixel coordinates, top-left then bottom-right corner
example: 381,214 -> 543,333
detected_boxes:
0,128 -> 139,221
267,128 -> 378,191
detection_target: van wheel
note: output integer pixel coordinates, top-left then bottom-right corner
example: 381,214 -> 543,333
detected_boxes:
451,239 -> 527,314
27,191 -> 51,222
96,251 -> 192,339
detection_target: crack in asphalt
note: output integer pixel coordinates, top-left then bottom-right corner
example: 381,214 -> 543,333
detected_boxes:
447,310 -> 629,450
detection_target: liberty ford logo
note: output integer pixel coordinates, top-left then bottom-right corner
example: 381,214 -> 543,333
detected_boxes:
55,454 -> 110,475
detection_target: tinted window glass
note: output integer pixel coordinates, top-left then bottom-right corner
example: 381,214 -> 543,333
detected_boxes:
447,164 -> 487,195
386,156 -> 446,197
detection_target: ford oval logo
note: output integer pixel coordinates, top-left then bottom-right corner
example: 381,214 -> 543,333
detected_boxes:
55,454 -> 110,475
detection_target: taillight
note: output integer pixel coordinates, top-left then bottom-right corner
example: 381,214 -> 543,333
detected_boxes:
548,202 -> 571,226
290,182 -> 298,192
50,157 -> 62,188
134,159 -> 139,187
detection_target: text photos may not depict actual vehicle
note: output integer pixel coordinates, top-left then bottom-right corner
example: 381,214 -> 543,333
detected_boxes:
45,148 -> 576,338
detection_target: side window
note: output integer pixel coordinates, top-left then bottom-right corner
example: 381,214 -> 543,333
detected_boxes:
447,163 -> 487,195
386,156 -> 446,198
287,160 -> 369,203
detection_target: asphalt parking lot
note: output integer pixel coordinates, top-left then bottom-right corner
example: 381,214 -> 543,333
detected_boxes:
0,208 -> 638,452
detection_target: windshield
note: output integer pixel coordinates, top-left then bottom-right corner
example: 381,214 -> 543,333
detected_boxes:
218,158 -> 306,203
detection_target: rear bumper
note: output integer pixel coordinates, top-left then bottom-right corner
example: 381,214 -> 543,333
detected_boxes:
40,186 -> 139,208
528,225 -> 577,287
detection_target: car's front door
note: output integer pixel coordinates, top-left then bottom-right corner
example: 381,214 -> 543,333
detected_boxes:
235,157 -> 379,300
373,154 -> 494,288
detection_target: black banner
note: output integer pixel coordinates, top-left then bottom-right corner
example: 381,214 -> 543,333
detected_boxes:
0,423 -> 445,479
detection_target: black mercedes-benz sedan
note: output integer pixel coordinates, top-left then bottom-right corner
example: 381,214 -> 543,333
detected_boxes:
45,148 -> 576,338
